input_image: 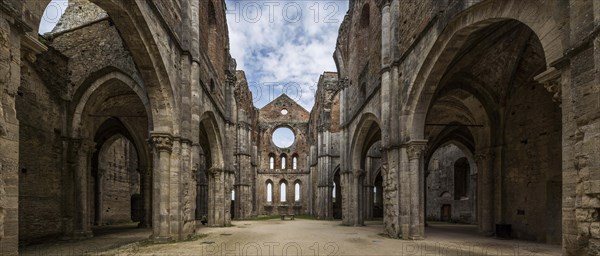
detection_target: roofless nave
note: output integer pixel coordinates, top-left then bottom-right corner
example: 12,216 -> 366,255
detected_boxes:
0,0 -> 598,255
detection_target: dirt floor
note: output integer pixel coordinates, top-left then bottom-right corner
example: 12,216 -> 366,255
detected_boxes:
21,220 -> 562,255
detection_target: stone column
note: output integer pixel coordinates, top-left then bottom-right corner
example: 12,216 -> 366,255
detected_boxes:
72,138 -> 95,239
353,169 -> 366,226
399,146 -> 411,239
150,133 -> 173,242
341,169 -> 352,225
475,150 -> 494,235
208,167 -> 233,227
180,139 -> 195,237
139,166 -> 152,228
94,168 -> 105,226
407,140 -> 426,240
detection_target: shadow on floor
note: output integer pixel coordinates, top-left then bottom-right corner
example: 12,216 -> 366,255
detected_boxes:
20,223 -> 151,256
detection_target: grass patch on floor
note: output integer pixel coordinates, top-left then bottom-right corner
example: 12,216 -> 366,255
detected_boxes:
294,214 -> 316,220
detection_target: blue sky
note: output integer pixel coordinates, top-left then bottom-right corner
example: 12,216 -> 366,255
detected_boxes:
225,0 -> 348,109
40,0 -> 349,111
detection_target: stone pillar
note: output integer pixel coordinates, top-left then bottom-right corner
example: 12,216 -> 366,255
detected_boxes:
475,151 -> 494,235
407,141 -> 426,240
139,166 -> 152,228
491,145 -> 503,225
180,139 -> 195,237
94,168 -> 105,226
207,167 -> 233,226
353,169 -> 366,226
341,169 -> 352,225
169,138 -> 181,238
382,147 -> 400,238
150,133 -> 173,242
399,146 -> 411,239
72,138 -> 95,239
235,122 -> 253,219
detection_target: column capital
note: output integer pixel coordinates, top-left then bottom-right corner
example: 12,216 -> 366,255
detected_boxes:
149,133 -> 173,153
534,67 -> 562,106
208,167 -> 224,175
406,140 -> 428,160
352,169 -> 366,178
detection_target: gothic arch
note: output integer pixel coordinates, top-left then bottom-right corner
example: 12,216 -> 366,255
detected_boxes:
405,0 -> 564,140
32,0 -> 178,133
199,112 -> 224,169
350,113 -> 382,171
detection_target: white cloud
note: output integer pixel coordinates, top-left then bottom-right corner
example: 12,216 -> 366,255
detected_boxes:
38,0 -> 69,35
226,0 -> 348,109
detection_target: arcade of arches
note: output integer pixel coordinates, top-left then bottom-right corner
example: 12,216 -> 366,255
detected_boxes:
0,0 -> 598,255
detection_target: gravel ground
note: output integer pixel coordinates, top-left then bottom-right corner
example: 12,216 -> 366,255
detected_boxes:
21,220 -> 562,255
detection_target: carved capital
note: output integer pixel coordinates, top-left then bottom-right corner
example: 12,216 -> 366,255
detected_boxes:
20,34 -> 48,63
534,67 -> 562,106
352,169 -> 366,178
208,167 -> 223,176
150,133 -> 173,153
406,140 -> 427,160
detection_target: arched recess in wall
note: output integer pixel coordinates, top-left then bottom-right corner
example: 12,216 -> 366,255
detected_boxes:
372,168 -> 383,219
266,179 -> 274,204
279,180 -> 288,203
349,113 -> 381,225
17,67 -> 154,241
91,119 -> 144,226
280,153 -> 288,169
294,180 -> 302,202
350,113 -> 381,171
268,153 -> 276,170
332,165 -> 342,220
410,3 -> 563,244
196,111 -> 224,221
199,112 -> 224,168
424,139 -> 477,226
291,153 -> 299,170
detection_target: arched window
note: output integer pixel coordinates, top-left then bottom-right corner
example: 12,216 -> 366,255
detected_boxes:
454,157 -> 469,200
294,182 -> 301,201
281,155 -> 287,169
269,155 -> 275,170
266,182 -> 273,203
292,156 -> 298,170
231,189 -> 235,201
373,186 -> 377,204
332,182 -> 336,203
280,183 -> 287,202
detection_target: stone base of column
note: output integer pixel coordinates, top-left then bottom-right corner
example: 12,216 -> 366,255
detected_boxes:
408,235 -> 424,240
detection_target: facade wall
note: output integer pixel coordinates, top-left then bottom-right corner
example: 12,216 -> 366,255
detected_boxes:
256,95 -> 311,216
425,144 -> 476,224
97,136 -> 140,225
17,61 -> 66,243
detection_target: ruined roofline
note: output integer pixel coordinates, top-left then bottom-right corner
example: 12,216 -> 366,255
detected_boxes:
259,93 -> 310,114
